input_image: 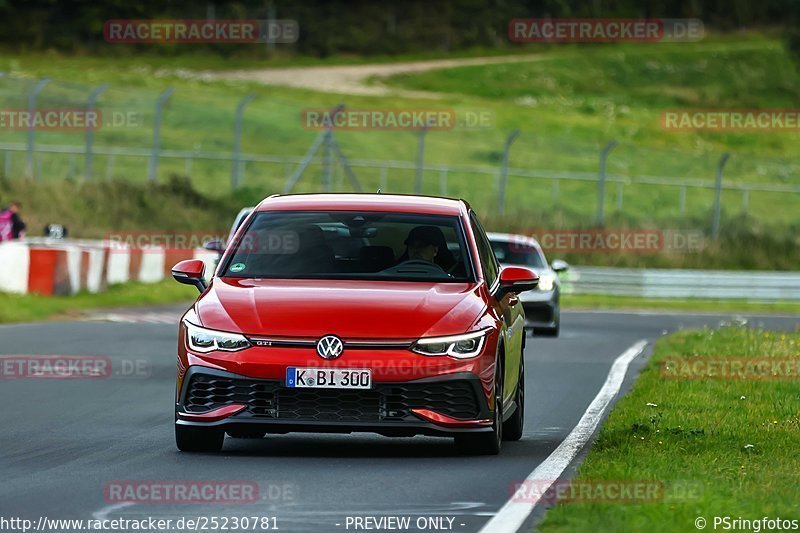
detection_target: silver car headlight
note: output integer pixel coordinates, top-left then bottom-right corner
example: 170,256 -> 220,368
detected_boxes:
411,329 -> 490,359
537,273 -> 556,292
184,320 -> 251,353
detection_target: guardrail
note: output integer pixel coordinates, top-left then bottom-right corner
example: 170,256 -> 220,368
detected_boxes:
564,267 -> 800,300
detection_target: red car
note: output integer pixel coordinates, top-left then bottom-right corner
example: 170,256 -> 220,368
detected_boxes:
171,194 -> 538,455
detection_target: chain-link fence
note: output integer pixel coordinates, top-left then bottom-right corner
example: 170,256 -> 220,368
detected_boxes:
1,73 -> 798,232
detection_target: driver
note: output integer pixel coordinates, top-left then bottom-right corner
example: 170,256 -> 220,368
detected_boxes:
403,226 -> 442,264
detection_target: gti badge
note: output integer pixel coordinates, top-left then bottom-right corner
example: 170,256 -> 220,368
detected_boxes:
316,335 -> 344,360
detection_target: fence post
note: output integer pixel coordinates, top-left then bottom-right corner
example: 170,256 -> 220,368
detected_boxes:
552,178 -> 559,204
148,87 -> 174,183
711,152 -> 730,240
497,129 -> 520,215
439,168 -> 448,196
616,182 -> 624,211
322,130 -> 333,192
679,185 -> 687,215
26,78 -> 50,179
595,139 -> 617,225
414,124 -> 430,194
322,104 -> 345,192
106,153 -> 115,180
85,83 -> 108,182
4,151 -> 11,178
379,166 -> 388,191
231,93 -> 255,190
741,189 -> 749,213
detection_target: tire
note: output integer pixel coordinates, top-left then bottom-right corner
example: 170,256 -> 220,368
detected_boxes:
503,355 -> 525,441
175,424 -> 224,452
226,427 -> 267,439
455,358 -> 502,455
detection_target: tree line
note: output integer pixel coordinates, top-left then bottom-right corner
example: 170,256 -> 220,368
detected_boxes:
1,0 -> 796,57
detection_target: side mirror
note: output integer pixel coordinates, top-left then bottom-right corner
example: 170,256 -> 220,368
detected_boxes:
172,259 -> 207,293
496,266 -> 538,299
551,259 -> 569,273
203,239 -> 225,254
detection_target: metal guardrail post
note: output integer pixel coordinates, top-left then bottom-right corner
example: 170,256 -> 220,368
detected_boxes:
231,94 -> 255,190
711,152 -> 730,240
85,84 -> 109,182
497,129 -> 520,215
595,140 -> 617,225
148,87 -> 174,182
26,78 -> 51,179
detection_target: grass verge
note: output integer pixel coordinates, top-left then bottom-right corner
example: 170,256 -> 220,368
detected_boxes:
537,325 -> 800,532
0,280 -> 194,324
562,293 -> 800,314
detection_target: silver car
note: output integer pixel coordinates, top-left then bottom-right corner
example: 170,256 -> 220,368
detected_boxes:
487,232 -> 568,337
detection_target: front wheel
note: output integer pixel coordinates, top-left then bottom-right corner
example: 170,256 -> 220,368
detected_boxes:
175,424 -> 224,452
503,356 -> 525,441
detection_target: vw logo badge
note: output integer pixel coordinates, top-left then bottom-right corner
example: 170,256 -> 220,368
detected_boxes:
316,335 -> 344,360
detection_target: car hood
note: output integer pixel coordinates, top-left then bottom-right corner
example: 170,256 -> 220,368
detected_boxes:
195,278 -> 487,339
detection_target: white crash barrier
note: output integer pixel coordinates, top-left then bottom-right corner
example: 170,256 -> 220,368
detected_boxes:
0,238 -> 217,296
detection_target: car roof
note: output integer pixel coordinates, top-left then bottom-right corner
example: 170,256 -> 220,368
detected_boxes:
486,232 -> 543,251
255,193 -> 468,216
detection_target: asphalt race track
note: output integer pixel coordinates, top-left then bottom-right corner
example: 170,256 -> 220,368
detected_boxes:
1,308 -> 797,532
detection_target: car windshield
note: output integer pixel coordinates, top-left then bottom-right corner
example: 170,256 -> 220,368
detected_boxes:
222,211 -> 473,282
489,240 -> 547,269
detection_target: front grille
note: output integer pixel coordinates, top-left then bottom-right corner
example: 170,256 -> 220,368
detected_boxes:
382,381 -> 479,420
183,374 -> 481,422
523,304 -> 553,323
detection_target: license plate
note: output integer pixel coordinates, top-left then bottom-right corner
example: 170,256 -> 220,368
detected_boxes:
286,367 -> 372,389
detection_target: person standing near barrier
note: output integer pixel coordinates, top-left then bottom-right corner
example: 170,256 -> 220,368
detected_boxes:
0,201 -> 26,241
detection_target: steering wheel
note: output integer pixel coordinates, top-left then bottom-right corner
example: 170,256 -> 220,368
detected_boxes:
382,259 -> 448,275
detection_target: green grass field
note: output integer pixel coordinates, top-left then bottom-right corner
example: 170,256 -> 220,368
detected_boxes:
562,294 -> 800,314
1,33 -> 798,229
537,325 -> 800,532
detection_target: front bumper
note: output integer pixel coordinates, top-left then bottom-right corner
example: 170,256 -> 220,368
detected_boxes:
176,366 -> 494,438
520,289 -> 559,330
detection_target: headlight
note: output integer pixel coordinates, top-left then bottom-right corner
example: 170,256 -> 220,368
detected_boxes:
537,273 -> 556,292
411,329 -> 490,359
184,321 -> 251,353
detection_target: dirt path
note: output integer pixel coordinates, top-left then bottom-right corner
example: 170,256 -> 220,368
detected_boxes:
202,54 -> 541,98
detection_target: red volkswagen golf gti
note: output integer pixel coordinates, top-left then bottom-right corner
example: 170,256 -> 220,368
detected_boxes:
171,194 -> 538,455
